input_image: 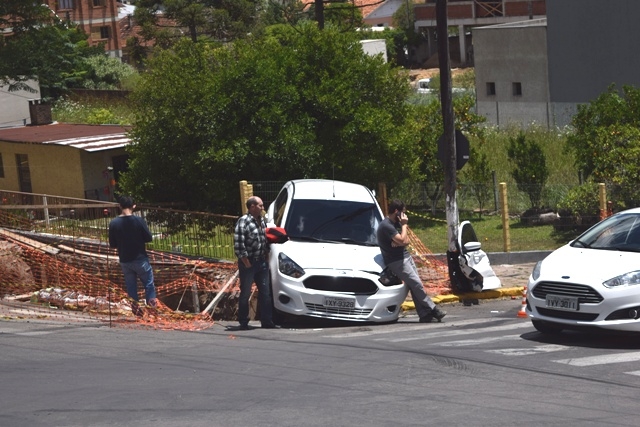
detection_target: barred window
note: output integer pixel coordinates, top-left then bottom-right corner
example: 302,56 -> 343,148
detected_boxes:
58,0 -> 74,10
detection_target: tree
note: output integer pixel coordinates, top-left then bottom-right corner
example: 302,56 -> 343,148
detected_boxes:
460,146 -> 492,216
0,2 -> 103,100
76,55 -> 137,90
411,93 -> 486,215
131,0 -> 263,49
507,131 -> 549,209
121,23 -> 418,212
567,84 -> 640,208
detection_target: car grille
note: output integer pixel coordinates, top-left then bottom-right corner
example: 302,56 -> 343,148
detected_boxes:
536,307 -> 599,321
303,276 -> 378,295
531,281 -> 604,304
305,303 -> 373,317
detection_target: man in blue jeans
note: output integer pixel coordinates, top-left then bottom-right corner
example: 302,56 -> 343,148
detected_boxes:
109,195 -> 157,317
233,196 -> 276,329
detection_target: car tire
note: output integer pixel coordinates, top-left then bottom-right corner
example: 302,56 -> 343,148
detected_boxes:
532,319 -> 564,334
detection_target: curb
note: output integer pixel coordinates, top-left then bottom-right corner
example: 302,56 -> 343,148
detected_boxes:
401,286 -> 526,311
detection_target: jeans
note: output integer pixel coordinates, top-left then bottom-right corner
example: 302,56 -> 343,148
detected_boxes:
238,258 -> 273,326
388,256 -> 436,319
120,258 -> 156,303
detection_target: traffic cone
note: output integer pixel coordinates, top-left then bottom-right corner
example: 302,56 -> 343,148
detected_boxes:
517,286 -> 528,318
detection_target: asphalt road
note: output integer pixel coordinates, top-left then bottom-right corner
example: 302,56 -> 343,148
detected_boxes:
3,294 -> 640,427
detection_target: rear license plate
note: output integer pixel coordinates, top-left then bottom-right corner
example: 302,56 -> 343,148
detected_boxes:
323,297 -> 355,309
545,294 -> 579,311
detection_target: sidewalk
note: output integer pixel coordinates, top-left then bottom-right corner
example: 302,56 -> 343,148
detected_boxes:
402,261 -> 536,311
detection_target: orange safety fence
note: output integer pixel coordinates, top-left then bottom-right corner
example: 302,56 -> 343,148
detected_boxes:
407,227 -> 452,296
0,228 -> 242,331
1,224 -> 453,330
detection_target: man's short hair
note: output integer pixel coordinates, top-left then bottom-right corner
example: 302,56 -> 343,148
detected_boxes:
119,195 -> 135,209
245,196 -> 259,209
388,199 -> 405,213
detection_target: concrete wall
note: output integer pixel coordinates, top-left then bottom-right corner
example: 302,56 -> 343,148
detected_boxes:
473,21 -> 549,127
547,0 -> 640,104
0,81 -> 41,128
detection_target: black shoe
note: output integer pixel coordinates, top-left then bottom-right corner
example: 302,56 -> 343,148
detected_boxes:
419,315 -> 434,323
238,323 -> 251,330
261,323 -> 279,329
432,307 -> 447,322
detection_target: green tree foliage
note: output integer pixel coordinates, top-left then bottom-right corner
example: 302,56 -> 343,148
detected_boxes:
132,0 -> 262,50
121,24 -> 418,212
460,146 -> 492,216
77,55 -> 137,90
411,93 -> 486,214
567,85 -> 640,208
507,131 -> 549,209
0,2 -> 103,100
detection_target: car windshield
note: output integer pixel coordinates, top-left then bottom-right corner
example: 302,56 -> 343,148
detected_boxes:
284,199 -> 381,245
571,213 -> 640,252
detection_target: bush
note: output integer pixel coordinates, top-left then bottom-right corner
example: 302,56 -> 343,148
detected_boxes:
556,182 -> 601,230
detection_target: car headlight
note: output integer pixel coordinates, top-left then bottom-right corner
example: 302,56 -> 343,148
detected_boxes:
531,261 -> 542,281
603,271 -> 640,288
278,253 -> 305,278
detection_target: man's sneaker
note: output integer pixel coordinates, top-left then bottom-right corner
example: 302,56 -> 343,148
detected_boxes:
432,307 -> 447,322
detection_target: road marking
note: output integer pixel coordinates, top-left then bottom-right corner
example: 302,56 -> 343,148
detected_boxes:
322,317 -> 515,338
553,352 -> 640,367
378,321 -> 532,343
436,334 -> 522,347
486,344 -> 568,356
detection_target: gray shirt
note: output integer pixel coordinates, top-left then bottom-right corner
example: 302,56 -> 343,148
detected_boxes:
376,217 -> 408,264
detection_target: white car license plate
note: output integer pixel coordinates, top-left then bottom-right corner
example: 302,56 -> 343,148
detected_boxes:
545,294 -> 579,311
323,297 -> 355,309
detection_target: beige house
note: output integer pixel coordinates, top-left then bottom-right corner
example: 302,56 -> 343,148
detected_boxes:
0,121 -> 131,201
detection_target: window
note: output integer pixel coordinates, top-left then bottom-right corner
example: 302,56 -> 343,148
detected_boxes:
0,153 -> 4,178
92,26 -> 110,40
486,82 -> 496,96
513,82 -> 522,96
15,154 -> 32,193
58,0 -> 74,10
93,0 -> 106,6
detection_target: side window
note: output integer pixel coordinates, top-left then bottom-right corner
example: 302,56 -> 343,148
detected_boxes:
486,82 -> 496,96
0,153 -> 4,178
272,188 -> 289,227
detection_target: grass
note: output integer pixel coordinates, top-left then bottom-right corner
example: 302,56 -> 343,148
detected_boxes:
408,211 -> 581,254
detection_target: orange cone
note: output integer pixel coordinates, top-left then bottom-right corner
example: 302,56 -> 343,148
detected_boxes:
517,286 -> 528,318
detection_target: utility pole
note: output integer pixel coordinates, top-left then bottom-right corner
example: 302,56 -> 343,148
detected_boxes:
436,1 -> 460,257
315,0 -> 325,30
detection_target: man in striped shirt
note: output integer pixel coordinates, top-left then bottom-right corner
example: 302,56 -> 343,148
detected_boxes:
234,196 -> 276,329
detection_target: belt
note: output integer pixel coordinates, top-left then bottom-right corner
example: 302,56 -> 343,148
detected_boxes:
249,254 -> 266,261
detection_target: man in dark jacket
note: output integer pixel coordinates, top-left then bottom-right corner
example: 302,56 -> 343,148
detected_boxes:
109,195 -> 157,316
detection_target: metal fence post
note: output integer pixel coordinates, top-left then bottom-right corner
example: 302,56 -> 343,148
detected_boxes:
499,182 -> 510,252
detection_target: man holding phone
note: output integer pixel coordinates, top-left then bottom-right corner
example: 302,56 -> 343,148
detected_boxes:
376,199 -> 447,323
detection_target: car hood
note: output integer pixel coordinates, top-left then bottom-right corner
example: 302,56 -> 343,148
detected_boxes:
540,244 -> 640,284
274,240 -> 384,272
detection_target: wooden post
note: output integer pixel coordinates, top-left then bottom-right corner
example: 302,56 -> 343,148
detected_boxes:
598,183 -> 607,220
377,182 -> 388,216
239,180 -> 253,215
499,182 -> 510,252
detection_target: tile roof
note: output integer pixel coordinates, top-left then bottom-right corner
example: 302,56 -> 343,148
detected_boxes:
354,0 -> 385,18
0,123 -> 132,153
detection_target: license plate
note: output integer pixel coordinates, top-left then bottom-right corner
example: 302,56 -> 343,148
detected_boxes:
323,297 -> 355,309
545,294 -> 579,311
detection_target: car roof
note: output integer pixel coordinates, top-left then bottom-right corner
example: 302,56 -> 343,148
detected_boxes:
287,179 -> 376,203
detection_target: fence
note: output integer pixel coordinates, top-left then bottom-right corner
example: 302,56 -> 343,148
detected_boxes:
0,190 -> 241,330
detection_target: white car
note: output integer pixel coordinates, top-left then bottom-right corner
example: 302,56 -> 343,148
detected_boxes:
526,207 -> 640,334
265,179 -> 409,323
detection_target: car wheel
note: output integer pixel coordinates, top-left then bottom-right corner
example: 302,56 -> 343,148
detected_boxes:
532,319 -> 564,334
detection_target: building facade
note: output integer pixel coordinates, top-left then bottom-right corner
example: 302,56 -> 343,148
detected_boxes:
42,0 -> 125,58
